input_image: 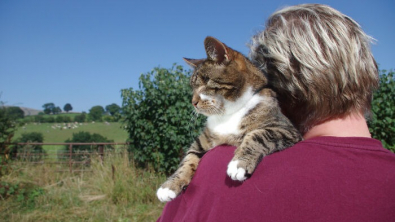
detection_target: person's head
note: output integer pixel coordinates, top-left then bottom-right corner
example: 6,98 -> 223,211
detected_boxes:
249,4 -> 379,135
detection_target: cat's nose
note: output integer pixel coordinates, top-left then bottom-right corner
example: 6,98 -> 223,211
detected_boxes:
192,100 -> 199,107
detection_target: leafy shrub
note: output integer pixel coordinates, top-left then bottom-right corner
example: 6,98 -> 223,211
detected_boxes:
34,115 -> 44,123
369,70 -> 395,151
121,65 -> 205,173
15,132 -> 46,161
0,181 -> 45,209
46,116 -> 55,123
103,115 -> 115,122
64,131 -> 113,161
56,115 -> 64,123
74,112 -> 87,122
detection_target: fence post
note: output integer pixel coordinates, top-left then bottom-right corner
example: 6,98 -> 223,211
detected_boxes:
13,144 -> 19,159
98,145 -> 104,163
69,144 -> 72,173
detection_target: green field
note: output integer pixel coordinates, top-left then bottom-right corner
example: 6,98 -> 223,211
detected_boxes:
13,122 -> 129,155
14,122 -> 129,143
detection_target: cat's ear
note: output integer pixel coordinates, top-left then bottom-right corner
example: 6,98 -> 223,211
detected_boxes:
183,58 -> 204,68
204,36 -> 232,64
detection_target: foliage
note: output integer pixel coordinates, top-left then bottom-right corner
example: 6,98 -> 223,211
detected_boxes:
46,116 -> 55,123
18,132 -> 44,144
42,103 -> 62,114
0,102 -> 18,163
106,103 -> 121,116
64,103 -> 73,113
0,103 -> 17,144
24,113 -> 84,123
0,180 -> 45,209
369,70 -> 395,151
15,132 -> 46,161
121,65 -> 205,173
89,106 -> 105,121
53,106 -> 62,114
56,115 -> 72,123
103,115 -> 116,122
34,115 -> 45,123
42,103 -> 55,114
4,106 -> 24,120
74,112 -> 87,122
64,131 -> 113,161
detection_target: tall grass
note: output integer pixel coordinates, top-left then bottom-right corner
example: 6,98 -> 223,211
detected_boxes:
0,151 -> 166,221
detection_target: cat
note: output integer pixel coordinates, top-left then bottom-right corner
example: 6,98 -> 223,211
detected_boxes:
156,36 -> 302,202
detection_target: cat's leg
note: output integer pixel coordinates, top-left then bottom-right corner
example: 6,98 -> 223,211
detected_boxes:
227,127 -> 301,181
157,131 -> 211,202
157,152 -> 201,202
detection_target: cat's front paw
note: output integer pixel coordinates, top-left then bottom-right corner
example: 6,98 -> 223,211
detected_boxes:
157,187 -> 177,202
227,160 -> 247,181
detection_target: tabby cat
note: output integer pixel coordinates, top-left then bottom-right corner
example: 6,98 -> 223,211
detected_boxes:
157,36 -> 302,202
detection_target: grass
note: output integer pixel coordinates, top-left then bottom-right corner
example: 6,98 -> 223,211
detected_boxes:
0,151 -> 167,221
13,122 -> 129,155
4,119 -> 167,221
14,122 -> 129,143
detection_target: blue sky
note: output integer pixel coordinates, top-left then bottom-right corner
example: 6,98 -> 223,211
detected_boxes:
1,0 -> 394,112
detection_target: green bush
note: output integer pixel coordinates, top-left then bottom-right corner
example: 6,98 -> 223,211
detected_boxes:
121,65 -> 205,173
369,70 -> 395,152
74,112 -> 87,122
46,116 -> 55,123
15,132 -> 46,161
64,131 -> 113,161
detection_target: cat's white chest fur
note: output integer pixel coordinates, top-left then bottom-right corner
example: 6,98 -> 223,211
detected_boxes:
207,88 -> 266,136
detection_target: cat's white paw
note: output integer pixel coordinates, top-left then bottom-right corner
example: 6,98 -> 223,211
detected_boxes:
157,187 -> 177,202
227,160 -> 247,181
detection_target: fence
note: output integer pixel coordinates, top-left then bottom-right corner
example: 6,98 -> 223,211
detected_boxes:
1,142 -> 129,173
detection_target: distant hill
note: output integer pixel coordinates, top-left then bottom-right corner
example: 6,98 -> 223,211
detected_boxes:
3,106 -> 42,116
18,107 -> 42,116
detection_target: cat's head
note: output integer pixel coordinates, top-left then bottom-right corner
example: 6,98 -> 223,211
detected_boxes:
184,36 -> 267,116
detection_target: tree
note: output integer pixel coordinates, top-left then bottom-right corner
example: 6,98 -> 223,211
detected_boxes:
42,103 -> 55,114
0,102 -> 17,157
64,103 -> 73,113
89,106 -> 105,121
4,106 -> 24,120
53,106 -> 62,114
369,69 -> 395,152
121,65 -> 205,173
105,103 -> 121,116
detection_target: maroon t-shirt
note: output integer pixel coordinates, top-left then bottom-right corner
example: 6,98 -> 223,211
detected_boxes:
157,137 -> 395,222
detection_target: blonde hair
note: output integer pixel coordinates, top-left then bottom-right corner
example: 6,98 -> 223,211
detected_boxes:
249,4 -> 379,134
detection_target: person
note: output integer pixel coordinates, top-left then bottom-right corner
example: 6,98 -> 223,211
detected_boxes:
157,4 -> 395,222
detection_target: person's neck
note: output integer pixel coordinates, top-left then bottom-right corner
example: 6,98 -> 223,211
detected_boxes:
303,112 -> 371,140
